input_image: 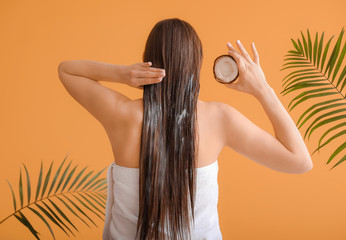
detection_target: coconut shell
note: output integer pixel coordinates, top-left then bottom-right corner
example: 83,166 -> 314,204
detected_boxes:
213,54 -> 239,84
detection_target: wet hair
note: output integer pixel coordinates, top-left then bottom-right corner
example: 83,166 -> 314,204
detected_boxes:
135,18 -> 203,240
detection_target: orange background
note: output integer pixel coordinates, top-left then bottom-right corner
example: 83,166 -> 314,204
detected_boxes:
1,0 -> 345,239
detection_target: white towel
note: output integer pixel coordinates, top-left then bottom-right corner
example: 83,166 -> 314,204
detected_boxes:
103,160 -> 222,240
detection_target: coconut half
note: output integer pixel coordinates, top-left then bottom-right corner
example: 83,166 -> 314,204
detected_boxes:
213,54 -> 239,84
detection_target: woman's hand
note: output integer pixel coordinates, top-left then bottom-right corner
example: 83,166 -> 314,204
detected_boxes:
226,40 -> 270,97
122,62 -> 166,90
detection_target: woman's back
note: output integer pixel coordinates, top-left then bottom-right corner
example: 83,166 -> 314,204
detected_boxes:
103,98 -> 224,169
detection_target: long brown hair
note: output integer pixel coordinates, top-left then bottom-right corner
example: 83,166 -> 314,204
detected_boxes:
135,18 -> 203,240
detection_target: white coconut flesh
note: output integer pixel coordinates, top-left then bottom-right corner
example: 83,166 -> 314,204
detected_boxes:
214,56 -> 238,83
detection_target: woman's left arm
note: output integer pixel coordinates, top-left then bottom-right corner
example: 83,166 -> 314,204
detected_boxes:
57,60 -> 165,127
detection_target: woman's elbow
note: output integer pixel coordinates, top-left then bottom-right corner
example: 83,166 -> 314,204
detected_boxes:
295,158 -> 313,174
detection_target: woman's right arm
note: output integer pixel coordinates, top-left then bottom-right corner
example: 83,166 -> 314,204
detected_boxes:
218,40 -> 313,174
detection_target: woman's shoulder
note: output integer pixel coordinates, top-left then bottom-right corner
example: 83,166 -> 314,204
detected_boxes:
201,101 -> 242,136
202,100 -> 234,115
111,98 -> 143,127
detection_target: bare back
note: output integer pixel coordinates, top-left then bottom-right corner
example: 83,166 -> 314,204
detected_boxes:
103,98 -> 224,168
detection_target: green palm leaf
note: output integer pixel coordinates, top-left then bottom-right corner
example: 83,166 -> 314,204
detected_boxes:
28,206 -> 56,240
328,142 -> 346,168
35,161 -> 43,201
280,27 -> 346,170
314,122 -> 346,155
19,168 -> 23,208
14,211 -> 40,239
312,129 -> 346,155
55,195 -> 91,228
0,153 -> 108,239
6,179 -> 17,211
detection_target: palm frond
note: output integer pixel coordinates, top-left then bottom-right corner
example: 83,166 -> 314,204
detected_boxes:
280,27 -> 346,170
14,211 -> 40,239
0,153 -> 108,239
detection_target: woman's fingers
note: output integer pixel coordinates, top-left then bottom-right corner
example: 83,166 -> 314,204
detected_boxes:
146,66 -> 165,72
138,69 -> 165,79
251,42 -> 260,65
132,76 -> 162,87
131,68 -> 164,86
235,40 -> 254,63
137,63 -> 165,84
227,41 -> 256,64
140,62 -> 164,72
127,62 -> 165,88
141,62 -> 152,67
227,42 -> 246,70
227,42 -> 238,53
228,50 -> 246,72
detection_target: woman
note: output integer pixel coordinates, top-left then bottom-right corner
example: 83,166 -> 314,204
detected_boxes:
58,18 -> 313,240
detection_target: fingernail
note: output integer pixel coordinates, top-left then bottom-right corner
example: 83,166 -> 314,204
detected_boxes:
227,42 -> 232,47
237,40 -> 241,44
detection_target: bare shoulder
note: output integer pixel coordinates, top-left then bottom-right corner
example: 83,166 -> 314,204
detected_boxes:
106,98 -> 142,130
204,101 -> 239,126
197,101 -> 232,147
121,98 -> 143,121
206,101 -> 233,113
200,100 -> 225,110
206,100 -> 268,151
